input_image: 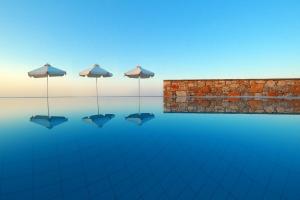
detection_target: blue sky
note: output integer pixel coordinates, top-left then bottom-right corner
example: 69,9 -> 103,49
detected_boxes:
0,0 -> 299,96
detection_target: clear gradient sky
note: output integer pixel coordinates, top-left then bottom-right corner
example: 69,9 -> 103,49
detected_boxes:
0,0 -> 299,97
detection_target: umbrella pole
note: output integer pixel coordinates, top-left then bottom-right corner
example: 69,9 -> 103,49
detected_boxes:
47,75 -> 49,117
96,78 -> 99,115
138,76 -> 140,114
139,76 -> 140,97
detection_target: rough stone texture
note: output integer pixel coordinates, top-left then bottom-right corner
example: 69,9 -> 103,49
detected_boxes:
164,79 -> 300,97
164,97 -> 300,114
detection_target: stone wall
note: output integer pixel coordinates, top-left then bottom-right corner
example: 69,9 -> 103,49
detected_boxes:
164,97 -> 300,114
164,79 -> 300,97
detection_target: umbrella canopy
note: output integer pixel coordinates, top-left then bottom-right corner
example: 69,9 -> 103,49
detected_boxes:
124,65 -> 154,78
30,115 -> 68,129
82,114 -> 115,128
125,113 -> 155,126
124,65 -> 154,97
79,64 -> 113,78
28,63 -> 66,78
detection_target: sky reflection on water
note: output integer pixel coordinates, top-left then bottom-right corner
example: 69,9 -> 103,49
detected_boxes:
0,97 -> 300,200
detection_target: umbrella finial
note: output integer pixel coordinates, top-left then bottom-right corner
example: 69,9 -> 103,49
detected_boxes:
44,63 -> 51,67
93,64 -> 100,67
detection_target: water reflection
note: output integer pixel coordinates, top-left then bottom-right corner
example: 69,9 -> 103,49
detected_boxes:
164,97 -> 300,114
82,95 -> 115,128
125,113 -> 155,126
2,97 -> 300,199
82,114 -> 115,128
125,96 -> 155,125
30,98 -> 68,129
30,115 -> 68,129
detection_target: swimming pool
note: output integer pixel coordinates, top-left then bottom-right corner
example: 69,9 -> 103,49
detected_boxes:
0,97 -> 299,199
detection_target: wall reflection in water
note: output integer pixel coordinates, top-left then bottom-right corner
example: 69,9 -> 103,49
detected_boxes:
164,97 -> 300,114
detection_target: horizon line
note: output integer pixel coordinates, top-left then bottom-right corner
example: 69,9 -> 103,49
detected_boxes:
0,95 -> 163,99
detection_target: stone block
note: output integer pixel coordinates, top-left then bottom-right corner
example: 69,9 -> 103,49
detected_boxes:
188,82 -> 195,88
292,85 -> 300,95
163,91 -> 172,97
286,80 -> 295,85
205,81 -> 213,86
176,91 -> 187,96
265,105 -> 275,113
267,91 -> 279,97
164,81 -> 171,87
228,91 -> 241,96
197,81 -> 205,87
248,100 -> 263,110
171,84 -> 179,90
176,97 -> 188,103
179,84 -> 187,90
222,86 -> 230,93
265,80 -> 275,88
277,80 -> 287,87
229,83 -> 239,89
200,85 -> 211,93
255,80 -> 266,84
249,83 -> 264,93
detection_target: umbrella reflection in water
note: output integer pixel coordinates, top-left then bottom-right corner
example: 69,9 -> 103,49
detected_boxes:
125,96 -> 155,126
125,113 -> 155,126
82,97 -> 115,128
29,100 -> 68,129
29,97 -> 68,129
82,114 -> 115,128
124,96 -> 155,126
30,115 -> 68,129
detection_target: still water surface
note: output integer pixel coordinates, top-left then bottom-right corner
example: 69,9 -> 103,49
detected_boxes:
0,97 -> 300,200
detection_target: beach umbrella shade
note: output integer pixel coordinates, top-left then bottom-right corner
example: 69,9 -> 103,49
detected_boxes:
80,64 -> 113,114
30,115 -> 68,129
82,114 -> 115,128
28,63 -> 67,93
124,65 -> 154,97
125,113 -> 155,126
28,63 -> 66,115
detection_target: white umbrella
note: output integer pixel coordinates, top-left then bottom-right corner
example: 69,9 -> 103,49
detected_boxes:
124,65 -> 154,97
79,64 -> 113,114
28,63 -> 66,78
28,63 -> 66,116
